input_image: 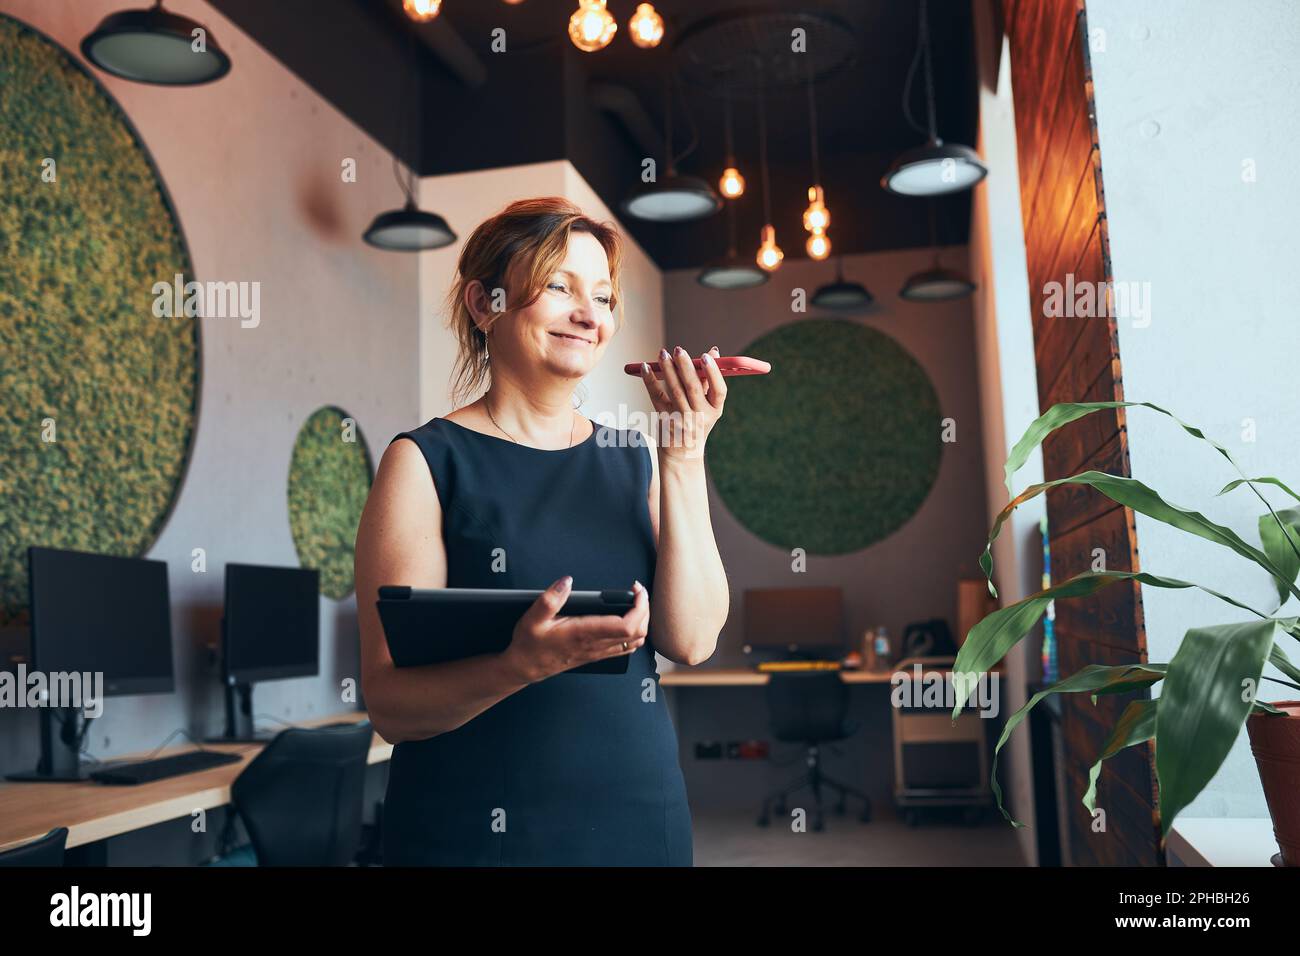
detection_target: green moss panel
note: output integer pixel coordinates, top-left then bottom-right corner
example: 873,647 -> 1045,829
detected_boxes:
0,15 -> 199,625
287,407 -> 374,600
705,318 -> 943,555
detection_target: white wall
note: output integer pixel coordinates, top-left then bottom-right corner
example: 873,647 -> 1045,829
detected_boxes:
0,0 -> 419,771
1087,0 -> 1300,818
969,0 -> 1046,865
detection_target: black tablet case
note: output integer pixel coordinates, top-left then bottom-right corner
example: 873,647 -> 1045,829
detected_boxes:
376,586 -> 637,675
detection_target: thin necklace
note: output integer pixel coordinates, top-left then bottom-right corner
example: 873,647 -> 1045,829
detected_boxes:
484,398 -> 576,449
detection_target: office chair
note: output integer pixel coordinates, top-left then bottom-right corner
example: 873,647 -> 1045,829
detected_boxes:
0,826 -> 68,866
223,720 -> 373,866
757,672 -> 872,831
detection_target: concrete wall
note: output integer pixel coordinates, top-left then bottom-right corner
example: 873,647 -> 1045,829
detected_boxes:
0,0 -> 418,781
1087,0 -> 1300,818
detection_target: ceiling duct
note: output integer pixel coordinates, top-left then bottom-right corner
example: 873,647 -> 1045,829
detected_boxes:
589,81 -> 664,160
385,0 -> 486,88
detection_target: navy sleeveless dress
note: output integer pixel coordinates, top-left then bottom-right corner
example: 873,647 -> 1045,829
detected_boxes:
382,416 -> 693,866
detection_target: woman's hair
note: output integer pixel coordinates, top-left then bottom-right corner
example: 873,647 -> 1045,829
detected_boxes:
445,196 -> 624,407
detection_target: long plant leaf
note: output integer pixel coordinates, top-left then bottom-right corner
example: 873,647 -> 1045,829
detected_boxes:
988,664 -> 1165,827
952,570 -> 1270,717
979,470 -> 1300,605
1083,698 -> 1158,813
1259,507 -> 1300,606
1219,476 -> 1300,504
1155,619 -> 1279,837
1000,401 -> 1300,581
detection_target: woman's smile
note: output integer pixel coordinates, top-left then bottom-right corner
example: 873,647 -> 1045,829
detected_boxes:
550,331 -> 594,346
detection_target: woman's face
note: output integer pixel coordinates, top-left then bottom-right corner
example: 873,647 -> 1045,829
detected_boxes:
482,230 -> 616,385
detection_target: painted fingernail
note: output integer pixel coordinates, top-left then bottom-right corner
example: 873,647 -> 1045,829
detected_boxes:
660,347 -> 669,359
674,346 -> 685,356
702,352 -> 713,365
641,362 -> 650,375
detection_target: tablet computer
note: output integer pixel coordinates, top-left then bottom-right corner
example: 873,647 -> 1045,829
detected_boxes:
376,585 -> 637,675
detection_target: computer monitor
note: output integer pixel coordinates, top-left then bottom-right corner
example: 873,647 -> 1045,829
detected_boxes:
223,563 -> 320,684
213,562 -> 319,742
28,546 -> 174,696
743,586 -> 845,659
7,547 -> 174,781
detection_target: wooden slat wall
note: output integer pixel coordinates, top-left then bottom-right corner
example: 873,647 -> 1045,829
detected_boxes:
999,0 -> 1163,866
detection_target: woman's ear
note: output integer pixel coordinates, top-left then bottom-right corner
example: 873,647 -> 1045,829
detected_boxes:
464,280 -> 493,333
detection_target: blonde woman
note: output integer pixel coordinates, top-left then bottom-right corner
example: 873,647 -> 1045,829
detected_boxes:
354,197 -> 730,866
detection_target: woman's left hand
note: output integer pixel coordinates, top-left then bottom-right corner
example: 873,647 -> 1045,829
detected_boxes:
639,345 -> 727,462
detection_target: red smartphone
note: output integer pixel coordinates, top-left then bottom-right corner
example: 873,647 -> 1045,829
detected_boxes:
624,355 -> 772,379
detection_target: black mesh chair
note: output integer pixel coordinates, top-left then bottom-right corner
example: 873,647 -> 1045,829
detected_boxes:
757,672 -> 872,830
0,826 -> 68,866
228,720 -> 373,866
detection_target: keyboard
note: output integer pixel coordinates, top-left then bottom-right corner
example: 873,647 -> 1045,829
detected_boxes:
90,749 -> 243,785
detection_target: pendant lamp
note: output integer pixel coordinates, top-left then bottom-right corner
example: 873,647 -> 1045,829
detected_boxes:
364,33 -> 456,251
882,0 -> 987,196
82,1 -> 231,85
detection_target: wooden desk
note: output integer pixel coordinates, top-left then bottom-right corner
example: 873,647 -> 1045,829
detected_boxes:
0,711 -> 388,853
659,667 -> 898,687
658,662 -> 1004,687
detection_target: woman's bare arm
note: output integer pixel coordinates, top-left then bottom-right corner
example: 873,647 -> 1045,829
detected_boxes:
353,438 -> 530,744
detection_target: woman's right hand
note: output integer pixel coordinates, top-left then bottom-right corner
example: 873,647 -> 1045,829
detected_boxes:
500,576 -> 648,684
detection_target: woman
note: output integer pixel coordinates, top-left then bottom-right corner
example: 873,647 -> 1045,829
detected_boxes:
354,196 -> 730,866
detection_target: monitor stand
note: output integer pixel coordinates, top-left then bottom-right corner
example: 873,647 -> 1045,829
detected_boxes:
5,707 -> 96,782
206,680 -> 278,744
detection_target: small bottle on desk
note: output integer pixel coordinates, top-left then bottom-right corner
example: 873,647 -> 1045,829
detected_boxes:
873,625 -> 892,670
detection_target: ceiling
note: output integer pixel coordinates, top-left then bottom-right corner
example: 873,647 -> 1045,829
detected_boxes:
209,0 -> 981,271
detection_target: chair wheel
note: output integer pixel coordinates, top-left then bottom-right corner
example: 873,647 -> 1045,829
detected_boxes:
859,804 -> 872,823
835,802 -> 847,815
812,815 -> 825,832
757,815 -> 770,827
774,802 -> 787,816
904,809 -> 919,827
963,806 -> 984,826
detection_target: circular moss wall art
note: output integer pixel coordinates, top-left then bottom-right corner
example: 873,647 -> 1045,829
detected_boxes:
706,319 -> 942,555
288,407 -> 374,600
0,15 -> 199,626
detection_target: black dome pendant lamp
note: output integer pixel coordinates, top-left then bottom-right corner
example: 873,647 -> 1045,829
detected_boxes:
882,0 -> 987,197
364,32 -> 455,252
82,0 -> 231,85
899,200 -> 976,301
812,258 -> 874,310
698,198 -> 767,290
622,71 -> 722,223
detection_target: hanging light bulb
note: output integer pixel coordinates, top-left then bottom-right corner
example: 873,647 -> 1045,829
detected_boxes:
803,185 -> 830,234
629,3 -> 664,48
503,0 -> 526,4
569,0 -> 617,52
719,167 -> 745,199
806,231 -> 831,260
757,224 -> 783,272
718,87 -> 744,199
403,0 -> 441,21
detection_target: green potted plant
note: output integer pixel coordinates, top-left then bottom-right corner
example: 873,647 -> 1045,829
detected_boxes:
953,401 -> 1300,864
